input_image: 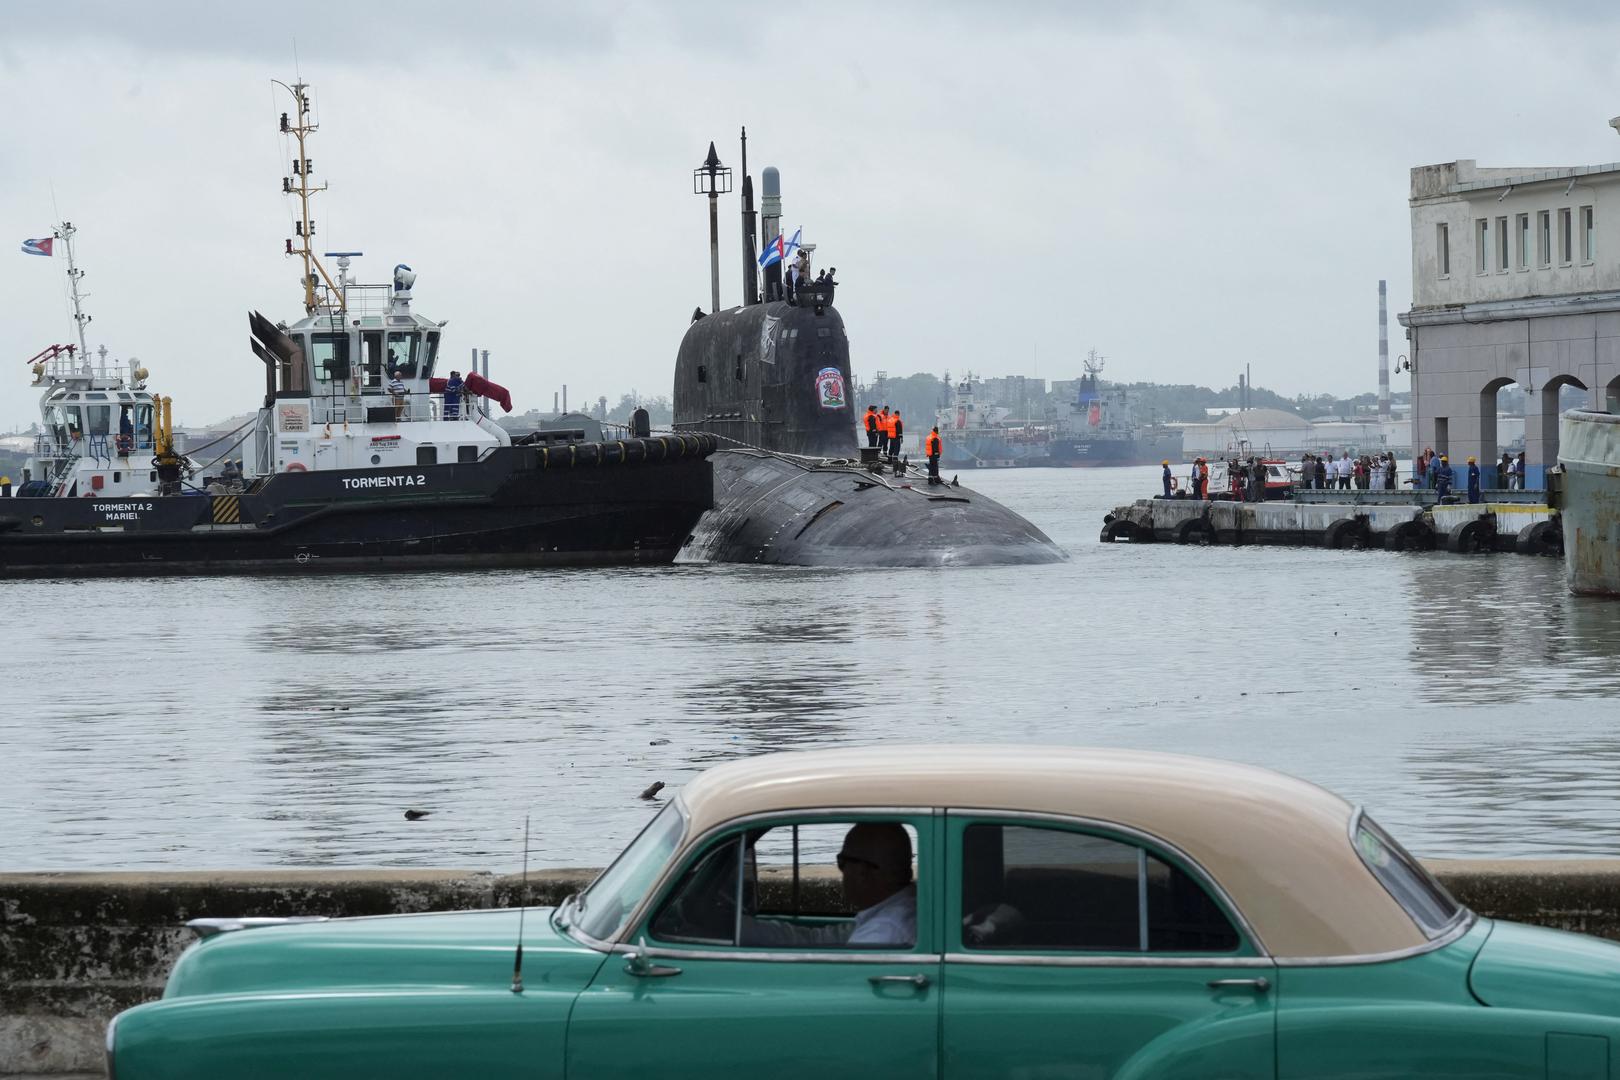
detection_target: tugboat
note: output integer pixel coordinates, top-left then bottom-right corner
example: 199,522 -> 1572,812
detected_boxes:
0,81 -> 716,577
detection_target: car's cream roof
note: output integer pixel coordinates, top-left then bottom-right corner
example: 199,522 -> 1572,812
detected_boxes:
677,745 -> 1432,959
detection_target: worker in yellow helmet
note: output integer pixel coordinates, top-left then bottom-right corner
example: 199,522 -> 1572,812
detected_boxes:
1466,455 -> 1482,504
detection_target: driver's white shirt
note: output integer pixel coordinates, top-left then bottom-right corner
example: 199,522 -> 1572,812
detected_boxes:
743,884 -> 917,948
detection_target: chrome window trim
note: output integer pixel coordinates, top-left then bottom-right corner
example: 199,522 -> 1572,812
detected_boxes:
1347,805 -> 1473,942
945,951 -> 1274,969
613,941 -> 944,966
615,805 -> 940,949
1271,910 -> 1479,968
946,808 -> 1270,958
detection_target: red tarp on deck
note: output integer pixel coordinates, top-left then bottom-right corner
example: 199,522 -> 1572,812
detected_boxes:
429,373 -> 513,413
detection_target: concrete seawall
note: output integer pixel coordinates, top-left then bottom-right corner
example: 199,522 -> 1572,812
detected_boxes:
8,861 -> 1620,1075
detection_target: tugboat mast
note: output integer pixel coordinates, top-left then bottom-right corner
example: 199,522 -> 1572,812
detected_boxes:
273,79 -> 344,314
54,222 -> 91,358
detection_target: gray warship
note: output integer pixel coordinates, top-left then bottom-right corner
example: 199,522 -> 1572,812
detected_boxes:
671,139 -> 1062,567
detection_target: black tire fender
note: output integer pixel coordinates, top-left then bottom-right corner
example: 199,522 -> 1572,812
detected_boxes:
1446,518 -> 1495,554
1176,519 -> 1214,546
1323,518 -> 1366,550
1514,520 -> 1563,557
1383,520 -> 1434,552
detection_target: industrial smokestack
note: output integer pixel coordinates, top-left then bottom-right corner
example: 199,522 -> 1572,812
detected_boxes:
1378,280 -> 1390,421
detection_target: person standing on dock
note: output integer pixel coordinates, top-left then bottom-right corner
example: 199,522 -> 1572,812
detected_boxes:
1514,452 -> 1526,490
1497,453 -> 1512,490
1466,457 -> 1482,503
1385,453 -> 1398,490
1162,460 -> 1174,498
1197,458 -> 1210,499
1338,451 -> 1353,490
1434,455 -> 1454,500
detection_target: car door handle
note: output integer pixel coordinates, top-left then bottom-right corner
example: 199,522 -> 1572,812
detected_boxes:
868,973 -> 931,989
1207,977 -> 1270,993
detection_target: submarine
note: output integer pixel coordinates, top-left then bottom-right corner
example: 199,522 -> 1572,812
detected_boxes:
671,140 -> 1063,567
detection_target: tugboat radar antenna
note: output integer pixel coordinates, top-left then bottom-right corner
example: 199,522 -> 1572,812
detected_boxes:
53,222 -> 91,358
273,78 -> 345,315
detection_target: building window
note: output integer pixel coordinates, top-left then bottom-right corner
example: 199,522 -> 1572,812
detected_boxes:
1538,211 -> 1552,267
1475,218 -> 1489,274
1559,208 -> 1573,265
1517,213 -> 1530,270
1496,217 -> 1509,272
1581,206 -> 1595,262
1436,223 -> 1450,277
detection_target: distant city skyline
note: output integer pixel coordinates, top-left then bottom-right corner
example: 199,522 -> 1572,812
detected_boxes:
5,0 -> 1620,432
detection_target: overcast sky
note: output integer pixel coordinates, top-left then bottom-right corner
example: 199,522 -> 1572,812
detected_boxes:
4,0 -> 1619,430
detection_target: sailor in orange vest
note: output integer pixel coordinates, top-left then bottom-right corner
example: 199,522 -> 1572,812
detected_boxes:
889,411 -> 904,458
878,406 -> 891,449
924,426 -> 943,481
864,405 -> 880,448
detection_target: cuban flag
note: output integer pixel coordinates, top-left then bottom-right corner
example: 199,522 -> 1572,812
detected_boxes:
21,237 -> 54,257
757,226 -> 802,269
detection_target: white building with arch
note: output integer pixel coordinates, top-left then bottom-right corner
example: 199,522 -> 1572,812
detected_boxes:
1399,150 -> 1620,486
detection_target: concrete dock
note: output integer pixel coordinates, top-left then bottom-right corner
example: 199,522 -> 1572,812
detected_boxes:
1103,491 -> 1562,555
8,862 -> 1620,1075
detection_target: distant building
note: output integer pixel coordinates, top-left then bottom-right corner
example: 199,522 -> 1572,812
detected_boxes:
978,375 -> 1047,412
1399,149 -> 1620,485
1174,408 -> 1414,460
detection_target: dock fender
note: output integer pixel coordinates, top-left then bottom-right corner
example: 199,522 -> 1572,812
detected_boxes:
1514,519 -> 1563,558
1175,518 -> 1214,546
1445,515 -> 1496,554
1323,516 -> 1369,550
1101,519 -> 1140,543
1383,519 -> 1435,552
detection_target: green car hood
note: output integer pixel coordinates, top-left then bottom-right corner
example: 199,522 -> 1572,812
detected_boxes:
165,908 -> 604,1000
1470,919 -> 1620,1017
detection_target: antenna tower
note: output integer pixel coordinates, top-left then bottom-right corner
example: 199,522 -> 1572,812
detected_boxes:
53,222 -> 91,358
273,79 -> 344,315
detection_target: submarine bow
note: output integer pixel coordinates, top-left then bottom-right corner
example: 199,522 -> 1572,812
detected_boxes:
673,296 -> 1065,567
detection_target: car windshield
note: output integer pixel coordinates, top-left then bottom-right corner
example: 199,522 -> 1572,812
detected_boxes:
574,802 -> 685,942
1352,812 -> 1462,938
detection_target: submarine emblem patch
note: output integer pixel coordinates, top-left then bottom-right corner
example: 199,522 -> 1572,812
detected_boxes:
815,367 -> 847,410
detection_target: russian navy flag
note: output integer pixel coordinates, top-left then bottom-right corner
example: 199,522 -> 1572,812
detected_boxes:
757,226 -> 801,269
21,237 -> 54,257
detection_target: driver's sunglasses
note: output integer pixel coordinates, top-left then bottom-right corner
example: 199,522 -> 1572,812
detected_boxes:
836,853 -> 879,872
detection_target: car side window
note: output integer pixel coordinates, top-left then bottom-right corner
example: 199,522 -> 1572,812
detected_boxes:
648,820 -> 921,951
959,823 -> 1240,953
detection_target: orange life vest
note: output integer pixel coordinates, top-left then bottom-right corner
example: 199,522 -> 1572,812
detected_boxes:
925,432 -> 941,457
879,411 -> 891,435
864,409 -> 878,433
892,413 -> 903,437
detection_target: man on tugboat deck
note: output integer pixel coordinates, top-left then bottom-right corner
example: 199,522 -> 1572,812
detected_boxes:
443,370 -> 464,421
388,370 -> 408,421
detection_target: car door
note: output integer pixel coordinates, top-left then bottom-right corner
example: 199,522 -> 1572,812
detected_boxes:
941,812 -> 1276,1080
566,812 -> 941,1080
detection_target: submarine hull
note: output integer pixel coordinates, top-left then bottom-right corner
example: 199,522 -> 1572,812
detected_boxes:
678,449 -> 1063,567
0,436 -> 716,578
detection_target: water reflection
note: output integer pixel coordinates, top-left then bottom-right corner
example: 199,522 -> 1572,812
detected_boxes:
9,468 -> 1620,869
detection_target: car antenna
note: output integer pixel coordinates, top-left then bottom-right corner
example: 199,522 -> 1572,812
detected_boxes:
511,814 -> 530,994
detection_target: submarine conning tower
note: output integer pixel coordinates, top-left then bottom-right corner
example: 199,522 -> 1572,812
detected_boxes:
674,282 -> 852,458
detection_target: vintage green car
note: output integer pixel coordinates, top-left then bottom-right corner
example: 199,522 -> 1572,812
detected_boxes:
108,746 -> 1620,1078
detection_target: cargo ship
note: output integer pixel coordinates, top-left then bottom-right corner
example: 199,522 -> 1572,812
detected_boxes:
935,374 -> 1052,469
1046,351 -> 1183,467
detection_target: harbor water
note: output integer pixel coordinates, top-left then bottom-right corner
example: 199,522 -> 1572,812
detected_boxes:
5,465 -> 1620,871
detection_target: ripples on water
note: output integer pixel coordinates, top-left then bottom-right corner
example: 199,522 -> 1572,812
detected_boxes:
6,466 -> 1620,869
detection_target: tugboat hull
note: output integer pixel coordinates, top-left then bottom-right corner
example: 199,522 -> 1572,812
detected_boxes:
0,436 -> 715,577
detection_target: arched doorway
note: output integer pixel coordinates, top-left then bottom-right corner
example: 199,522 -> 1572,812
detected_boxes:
1479,376 -> 1517,486
1530,373 -> 1589,487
